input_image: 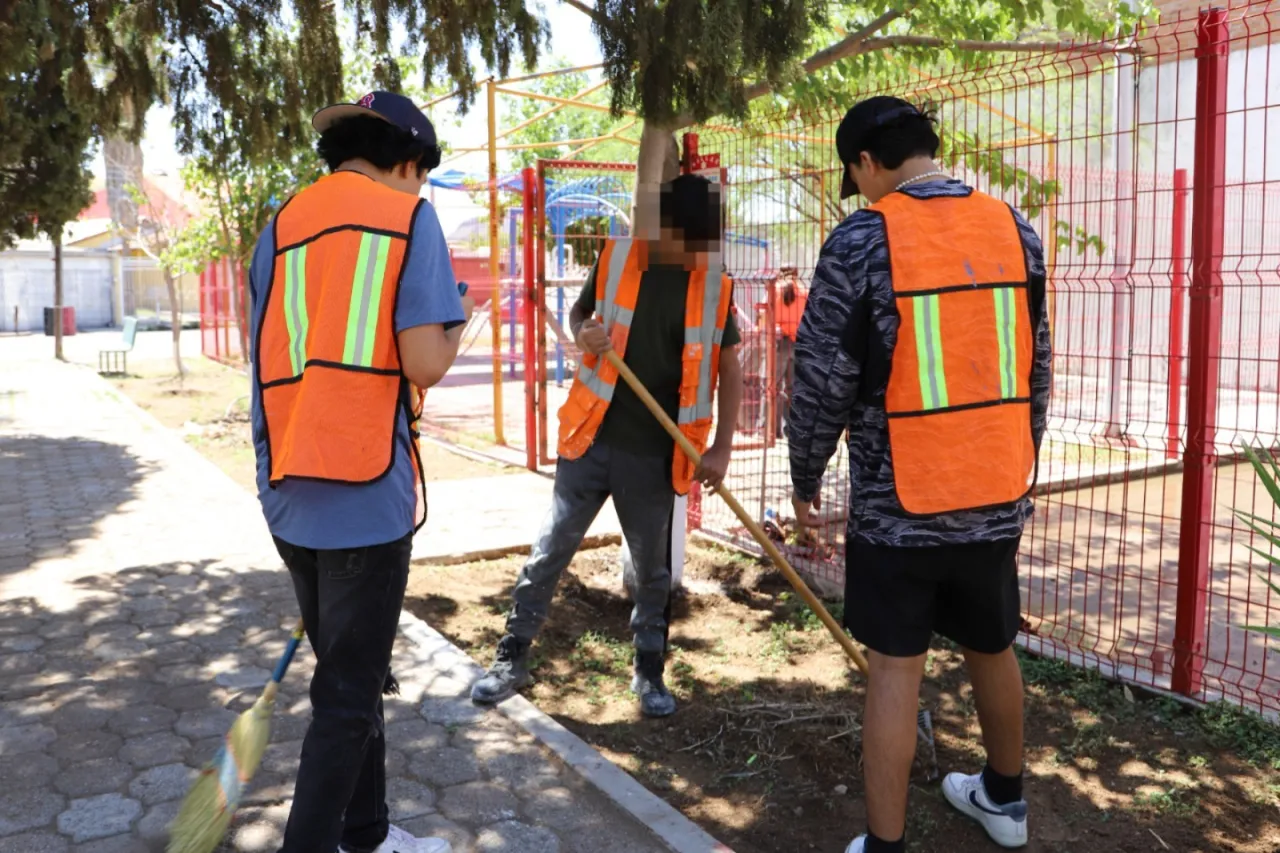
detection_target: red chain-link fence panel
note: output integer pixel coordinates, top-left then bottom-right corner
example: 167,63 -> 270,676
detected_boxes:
687,1 -> 1280,714
198,258 -> 247,365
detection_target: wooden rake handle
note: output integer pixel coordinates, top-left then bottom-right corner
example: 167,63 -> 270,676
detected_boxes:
602,350 -> 870,676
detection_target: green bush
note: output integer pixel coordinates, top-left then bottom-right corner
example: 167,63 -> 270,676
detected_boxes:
1233,444 -> 1280,640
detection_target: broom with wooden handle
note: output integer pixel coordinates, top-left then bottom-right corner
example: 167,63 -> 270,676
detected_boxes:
167,619 -> 308,853
601,349 -> 939,776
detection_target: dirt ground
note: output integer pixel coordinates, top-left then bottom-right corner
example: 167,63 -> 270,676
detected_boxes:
109,357 -> 515,490
405,543 -> 1280,853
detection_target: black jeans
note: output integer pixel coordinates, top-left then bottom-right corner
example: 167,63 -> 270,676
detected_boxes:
274,532 -> 412,853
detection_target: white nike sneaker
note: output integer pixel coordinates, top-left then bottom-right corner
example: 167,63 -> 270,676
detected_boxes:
844,836 -> 866,853
339,824 -> 452,853
942,771 -> 1028,848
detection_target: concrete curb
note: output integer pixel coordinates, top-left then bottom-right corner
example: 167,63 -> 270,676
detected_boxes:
397,611 -> 736,853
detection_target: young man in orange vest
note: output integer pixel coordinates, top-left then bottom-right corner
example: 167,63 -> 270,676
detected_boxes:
771,266 -> 808,434
247,92 -> 474,853
471,174 -> 744,717
787,97 -> 1051,853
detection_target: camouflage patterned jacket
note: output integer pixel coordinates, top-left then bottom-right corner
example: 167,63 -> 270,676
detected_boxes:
786,180 -> 1052,547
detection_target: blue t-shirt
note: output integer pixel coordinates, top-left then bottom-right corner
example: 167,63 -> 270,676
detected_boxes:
248,190 -> 463,550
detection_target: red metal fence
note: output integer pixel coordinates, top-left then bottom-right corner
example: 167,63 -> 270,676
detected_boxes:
680,2 -> 1280,715
198,259 -> 246,364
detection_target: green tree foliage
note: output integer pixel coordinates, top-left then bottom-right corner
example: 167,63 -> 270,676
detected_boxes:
0,1 -> 113,358
592,0 -> 826,126
502,62 -> 634,169
161,0 -> 544,167
0,2 -> 104,248
588,0 -> 1145,128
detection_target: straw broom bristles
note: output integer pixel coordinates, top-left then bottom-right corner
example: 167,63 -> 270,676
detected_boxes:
167,622 -> 306,853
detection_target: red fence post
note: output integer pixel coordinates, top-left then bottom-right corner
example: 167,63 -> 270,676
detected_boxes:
199,266 -> 208,359
1167,168 -> 1190,460
535,160 -> 551,466
522,167 -> 538,472
1173,8 -> 1229,698
210,261 -> 221,362
681,132 -> 698,173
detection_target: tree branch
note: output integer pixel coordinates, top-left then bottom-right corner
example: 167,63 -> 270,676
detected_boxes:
562,0 -> 599,23
739,9 -> 906,103
858,34 -> 1137,55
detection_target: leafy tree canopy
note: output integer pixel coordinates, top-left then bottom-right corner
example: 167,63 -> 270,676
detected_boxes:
586,0 -> 1149,128
0,0 -> 101,247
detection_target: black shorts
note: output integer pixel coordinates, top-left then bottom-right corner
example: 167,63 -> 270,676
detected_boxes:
843,534 -> 1023,657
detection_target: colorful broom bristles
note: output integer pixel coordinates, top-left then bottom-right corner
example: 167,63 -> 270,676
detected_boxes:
167,620 -> 306,853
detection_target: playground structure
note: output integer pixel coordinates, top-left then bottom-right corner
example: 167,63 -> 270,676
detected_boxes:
197,2 -> 1280,716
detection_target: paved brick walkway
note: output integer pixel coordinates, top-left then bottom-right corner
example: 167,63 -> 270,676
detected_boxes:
0,355 -> 675,853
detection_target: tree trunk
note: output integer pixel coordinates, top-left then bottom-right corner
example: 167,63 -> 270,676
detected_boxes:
104,135 -> 143,235
633,122 -> 682,238
164,268 -> 185,377
53,232 -> 64,362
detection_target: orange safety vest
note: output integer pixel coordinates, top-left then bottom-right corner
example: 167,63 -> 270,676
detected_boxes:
557,238 -> 734,495
774,281 -> 808,340
876,190 -> 1037,515
256,172 -> 427,525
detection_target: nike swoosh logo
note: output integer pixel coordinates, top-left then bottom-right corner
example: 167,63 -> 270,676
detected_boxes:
969,789 -> 1009,817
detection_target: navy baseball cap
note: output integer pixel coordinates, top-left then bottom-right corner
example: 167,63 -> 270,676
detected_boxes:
836,96 -> 924,199
312,91 -> 438,148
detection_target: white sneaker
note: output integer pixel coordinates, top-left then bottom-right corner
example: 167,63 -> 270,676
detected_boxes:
942,771 -> 1028,848
844,836 -> 866,853
339,824 -> 452,853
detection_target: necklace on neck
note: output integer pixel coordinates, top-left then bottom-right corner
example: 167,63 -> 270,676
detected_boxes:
895,170 -> 950,192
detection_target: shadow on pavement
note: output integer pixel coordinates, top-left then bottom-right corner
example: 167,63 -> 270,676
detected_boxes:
0,435 -> 154,571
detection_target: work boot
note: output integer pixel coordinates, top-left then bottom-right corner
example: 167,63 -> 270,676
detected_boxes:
470,635 -> 531,704
631,650 -> 677,718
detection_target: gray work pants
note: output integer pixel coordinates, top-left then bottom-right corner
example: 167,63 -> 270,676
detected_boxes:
506,441 -> 675,653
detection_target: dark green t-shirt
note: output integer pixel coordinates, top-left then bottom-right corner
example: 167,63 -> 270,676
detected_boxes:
574,260 -> 741,458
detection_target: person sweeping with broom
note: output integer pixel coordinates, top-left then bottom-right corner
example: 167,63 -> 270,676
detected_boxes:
787,97 -> 1052,853
240,92 -> 472,853
470,174 -> 743,718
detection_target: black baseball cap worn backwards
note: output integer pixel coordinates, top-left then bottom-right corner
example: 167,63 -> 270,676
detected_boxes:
836,96 -> 924,199
313,91 -> 438,148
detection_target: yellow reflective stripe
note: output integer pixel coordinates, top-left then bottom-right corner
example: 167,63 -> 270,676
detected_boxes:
283,246 -> 308,376
994,286 -> 1017,398
912,293 -> 948,410
343,233 -> 391,367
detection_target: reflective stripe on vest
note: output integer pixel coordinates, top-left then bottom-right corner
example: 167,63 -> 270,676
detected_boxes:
556,238 -> 733,495
257,173 -> 424,507
282,245 -> 309,377
343,232 -> 394,367
876,190 -> 1037,515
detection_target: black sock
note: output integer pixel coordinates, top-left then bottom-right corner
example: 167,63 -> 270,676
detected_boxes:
981,764 -> 1024,805
864,829 -> 905,853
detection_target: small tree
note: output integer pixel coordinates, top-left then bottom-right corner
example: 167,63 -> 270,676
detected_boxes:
122,183 -> 192,377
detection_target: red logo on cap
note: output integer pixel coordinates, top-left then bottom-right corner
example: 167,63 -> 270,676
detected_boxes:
358,93 -> 375,108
